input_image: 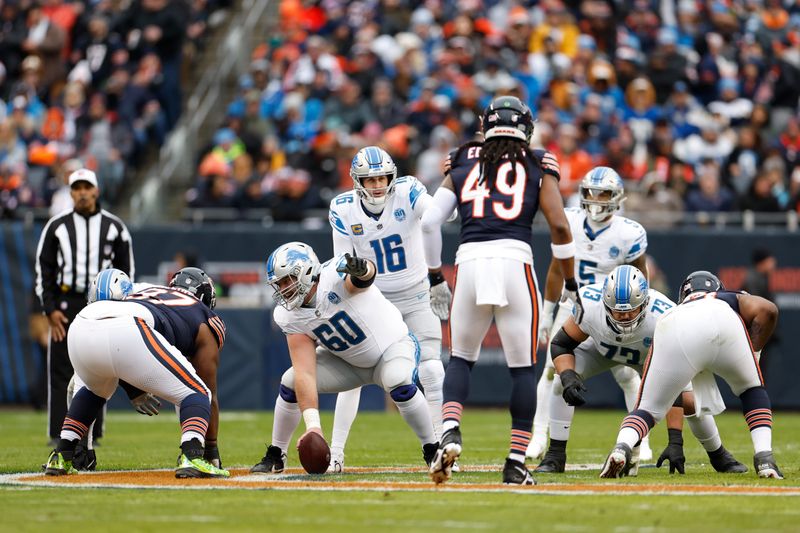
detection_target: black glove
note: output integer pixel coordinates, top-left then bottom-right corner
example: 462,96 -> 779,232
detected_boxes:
656,428 -> 685,474
337,252 -> 369,278
560,369 -> 587,407
562,278 -> 584,324
204,443 -> 222,469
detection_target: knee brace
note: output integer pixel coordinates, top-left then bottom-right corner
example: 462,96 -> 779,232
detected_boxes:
279,384 -> 297,403
418,359 -> 445,391
611,365 -> 640,386
390,383 -> 418,402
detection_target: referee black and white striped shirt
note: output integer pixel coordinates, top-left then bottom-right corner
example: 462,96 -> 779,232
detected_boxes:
35,207 -> 134,313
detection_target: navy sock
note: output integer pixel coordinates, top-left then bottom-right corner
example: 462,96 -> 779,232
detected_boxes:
58,387 -> 106,453
509,366 -> 536,459
442,357 -> 474,426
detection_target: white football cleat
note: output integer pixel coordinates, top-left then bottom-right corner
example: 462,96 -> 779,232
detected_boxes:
599,443 -> 632,479
327,453 -> 344,474
526,436 -> 547,460
639,435 -> 653,462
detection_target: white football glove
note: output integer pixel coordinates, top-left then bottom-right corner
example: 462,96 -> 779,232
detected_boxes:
429,272 -> 452,321
538,300 -> 556,350
130,393 -> 161,416
561,278 -> 584,324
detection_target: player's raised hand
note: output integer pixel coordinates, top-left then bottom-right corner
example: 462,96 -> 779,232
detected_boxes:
559,369 -> 587,407
561,278 -> 584,324
337,252 -> 369,278
428,270 -> 452,320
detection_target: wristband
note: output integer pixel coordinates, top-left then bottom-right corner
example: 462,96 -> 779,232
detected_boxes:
551,241 -> 576,259
351,268 -> 376,288
667,428 -> 684,445
428,270 -> 446,286
564,278 -> 578,292
302,408 -> 321,430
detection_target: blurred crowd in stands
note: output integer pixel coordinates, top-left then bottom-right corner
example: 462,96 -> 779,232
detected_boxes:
189,0 -> 800,225
0,0 -> 231,217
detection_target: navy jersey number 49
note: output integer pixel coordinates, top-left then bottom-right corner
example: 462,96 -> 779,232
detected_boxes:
461,161 -> 528,220
312,311 -> 366,351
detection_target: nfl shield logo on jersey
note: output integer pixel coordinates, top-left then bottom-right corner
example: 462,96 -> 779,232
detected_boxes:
328,292 -> 341,304
609,246 -> 620,259
394,208 -> 406,222
351,224 -> 364,235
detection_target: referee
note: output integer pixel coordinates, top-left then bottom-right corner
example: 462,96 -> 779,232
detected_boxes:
35,168 -> 134,445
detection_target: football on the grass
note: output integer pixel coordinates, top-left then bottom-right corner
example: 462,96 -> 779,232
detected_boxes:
298,432 -> 331,474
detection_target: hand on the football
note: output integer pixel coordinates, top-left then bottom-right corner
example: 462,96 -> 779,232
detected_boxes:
297,427 -> 325,449
337,253 -> 369,278
560,369 -> 587,407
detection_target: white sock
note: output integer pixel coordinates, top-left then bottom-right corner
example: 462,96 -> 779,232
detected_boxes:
750,427 -> 772,454
687,414 -> 722,452
617,427 -> 642,449
395,390 -> 437,445
272,395 -> 301,453
443,419 -> 459,433
418,360 -> 445,441
549,376 -> 575,441
533,369 -> 554,445
180,431 -> 204,446
331,388 -> 361,457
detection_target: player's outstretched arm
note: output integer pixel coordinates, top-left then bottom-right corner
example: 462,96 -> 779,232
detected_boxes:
629,254 -> 649,280
737,293 -> 779,352
287,333 -> 323,438
421,175 -> 457,271
538,174 -> 575,280
540,258 -> 565,347
550,319 -> 589,406
338,253 -> 377,294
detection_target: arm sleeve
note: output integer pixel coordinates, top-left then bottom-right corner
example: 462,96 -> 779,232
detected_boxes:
112,222 -> 135,280
35,218 -> 60,314
624,222 -> 648,263
420,187 -> 458,269
332,230 -> 352,256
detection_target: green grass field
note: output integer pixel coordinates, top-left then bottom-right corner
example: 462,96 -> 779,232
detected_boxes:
2,408 -> 799,532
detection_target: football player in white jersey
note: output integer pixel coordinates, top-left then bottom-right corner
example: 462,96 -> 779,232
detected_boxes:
325,146 -> 448,472
539,266 -> 746,475
250,242 -> 438,474
529,167 -> 653,461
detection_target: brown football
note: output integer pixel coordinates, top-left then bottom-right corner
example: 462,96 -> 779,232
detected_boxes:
297,432 -> 331,474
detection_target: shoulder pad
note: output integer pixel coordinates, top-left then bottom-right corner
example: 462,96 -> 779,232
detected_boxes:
332,192 -> 355,206
531,149 -> 561,179
328,208 -> 349,236
207,314 -> 226,348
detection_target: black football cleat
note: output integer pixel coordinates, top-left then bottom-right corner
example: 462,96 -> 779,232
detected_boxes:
503,458 -> 536,485
708,446 -> 748,473
250,445 -> 286,474
535,449 -> 566,473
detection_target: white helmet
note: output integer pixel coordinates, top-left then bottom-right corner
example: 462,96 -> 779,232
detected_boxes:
88,268 -> 133,304
350,146 -> 398,212
579,167 -> 624,223
265,242 -> 321,310
602,265 -> 650,335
